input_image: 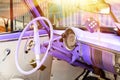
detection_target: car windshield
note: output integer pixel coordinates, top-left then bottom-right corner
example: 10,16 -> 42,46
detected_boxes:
0,0 -> 120,33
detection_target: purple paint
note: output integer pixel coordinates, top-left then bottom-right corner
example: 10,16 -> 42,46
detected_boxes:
81,44 -> 93,65
24,0 -> 49,32
0,30 -> 47,41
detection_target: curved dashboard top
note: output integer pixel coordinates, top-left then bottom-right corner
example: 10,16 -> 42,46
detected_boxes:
72,27 -> 120,52
0,27 -> 120,52
0,30 -> 47,42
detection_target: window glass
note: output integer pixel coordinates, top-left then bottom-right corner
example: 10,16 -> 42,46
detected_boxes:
0,0 -> 120,33
0,0 -> 32,33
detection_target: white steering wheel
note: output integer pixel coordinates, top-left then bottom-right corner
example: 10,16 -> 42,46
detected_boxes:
15,17 -> 53,75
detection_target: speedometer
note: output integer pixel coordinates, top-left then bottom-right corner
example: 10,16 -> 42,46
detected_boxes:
63,28 -> 76,50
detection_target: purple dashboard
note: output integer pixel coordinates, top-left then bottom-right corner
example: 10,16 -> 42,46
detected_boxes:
0,28 -> 120,75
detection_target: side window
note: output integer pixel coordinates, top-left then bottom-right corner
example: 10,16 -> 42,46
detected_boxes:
0,0 -> 33,34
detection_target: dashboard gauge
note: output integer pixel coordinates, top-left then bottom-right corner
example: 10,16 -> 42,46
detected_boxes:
63,28 -> 76,50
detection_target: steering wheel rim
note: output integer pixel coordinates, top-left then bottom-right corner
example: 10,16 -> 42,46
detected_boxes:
15,17 -> 53,75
